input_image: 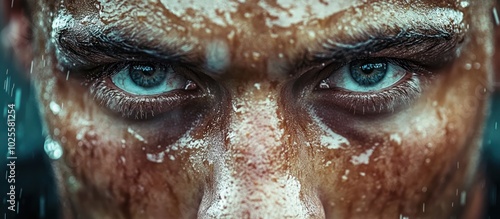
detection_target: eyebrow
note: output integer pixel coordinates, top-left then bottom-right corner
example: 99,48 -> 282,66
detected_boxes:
307,7 -> 466,65
312,29 -> 462,64
54,21 -> 200,69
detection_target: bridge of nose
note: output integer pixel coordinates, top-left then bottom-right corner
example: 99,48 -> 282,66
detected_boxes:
197,81 -> 325,218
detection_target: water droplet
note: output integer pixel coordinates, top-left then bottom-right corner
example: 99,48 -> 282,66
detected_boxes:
128,127 -> 147,143
308,31 -> 316,39
464,63 -> 471,70
460,191 -> 467,205
184,80 -> 197,90
87,130 -> 96,137
460,1 -> 470,8
53,128 -> 60,136
15,89 -> 22,109
254,83 -> 261,90
252,52 -> 261,60
49,101 -> 61,115
325,160 -> 332,167
67,176 -> 81,192
76,129 -> 85,140
319,80 -> 330,89
493,7 -> 499,26
121,139 -> 127,148
44,136 -> 63,160
30,60 -> 34,74
146,151 -> 165,163
341,169 -> 350,181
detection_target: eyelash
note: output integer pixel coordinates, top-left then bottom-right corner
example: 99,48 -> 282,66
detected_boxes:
86,63 -> 205,119
310,59 -> 431,114
323,75 -> 421,114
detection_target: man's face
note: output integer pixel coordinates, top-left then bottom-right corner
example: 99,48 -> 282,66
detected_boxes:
22,0 -> 494,218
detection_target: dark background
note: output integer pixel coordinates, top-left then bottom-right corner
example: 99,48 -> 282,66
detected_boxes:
0,4 -> 499,219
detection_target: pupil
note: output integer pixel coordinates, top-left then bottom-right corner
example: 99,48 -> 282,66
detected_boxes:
129,64 -> 166,88
350,60 -> 387,86
135,65 -> 155,76
360,63 -> 383,74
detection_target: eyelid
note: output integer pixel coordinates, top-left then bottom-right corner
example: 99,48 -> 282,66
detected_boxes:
301,56 -> 434,116
90,79 -> 207,119
323,82 -> 420,114
311,73 -> 423,115
88,64 -> 208,119
310,58 -> 430,90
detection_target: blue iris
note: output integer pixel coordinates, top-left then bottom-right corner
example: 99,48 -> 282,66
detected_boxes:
349,60 -> 387,86
129,65 -> 166,88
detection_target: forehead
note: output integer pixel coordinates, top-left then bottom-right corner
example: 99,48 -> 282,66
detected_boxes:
56,0 -> 465,33
62,0 -> 462,23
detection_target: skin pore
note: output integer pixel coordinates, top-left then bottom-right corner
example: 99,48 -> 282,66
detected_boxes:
4,0 -> 497,218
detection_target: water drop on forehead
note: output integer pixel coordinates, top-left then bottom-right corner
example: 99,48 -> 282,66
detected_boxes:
459,1 -> 470,8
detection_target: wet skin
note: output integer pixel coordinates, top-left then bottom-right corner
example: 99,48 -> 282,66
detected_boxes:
6,0 -> 498,218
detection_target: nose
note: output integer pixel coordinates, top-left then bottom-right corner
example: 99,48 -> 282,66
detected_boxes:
197,82 -> 325,219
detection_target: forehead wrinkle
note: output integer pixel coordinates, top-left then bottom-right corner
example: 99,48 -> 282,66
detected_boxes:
256,0 -> 363,28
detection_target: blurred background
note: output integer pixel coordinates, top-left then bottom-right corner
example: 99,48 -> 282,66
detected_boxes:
0,11 -> 60,218
0,3 -> 499,219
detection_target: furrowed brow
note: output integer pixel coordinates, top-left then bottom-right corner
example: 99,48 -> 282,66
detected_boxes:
315,30 -> 462,61
53,21 -> 199,68
309,7 -> 466,65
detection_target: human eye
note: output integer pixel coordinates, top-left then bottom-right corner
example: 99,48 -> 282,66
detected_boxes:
311,58 -> 430,115
88,62 -> 206,119
320,58 -> 407,92
110,63 -> 197,95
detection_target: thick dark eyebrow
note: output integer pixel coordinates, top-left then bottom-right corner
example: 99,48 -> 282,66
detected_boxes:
311,29 -> 464,65
305,7 -> 466,67
54,24 -> 200,69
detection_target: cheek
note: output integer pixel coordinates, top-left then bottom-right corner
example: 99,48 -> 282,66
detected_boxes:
310,65 -> 488,216
35,66 -> 211,217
